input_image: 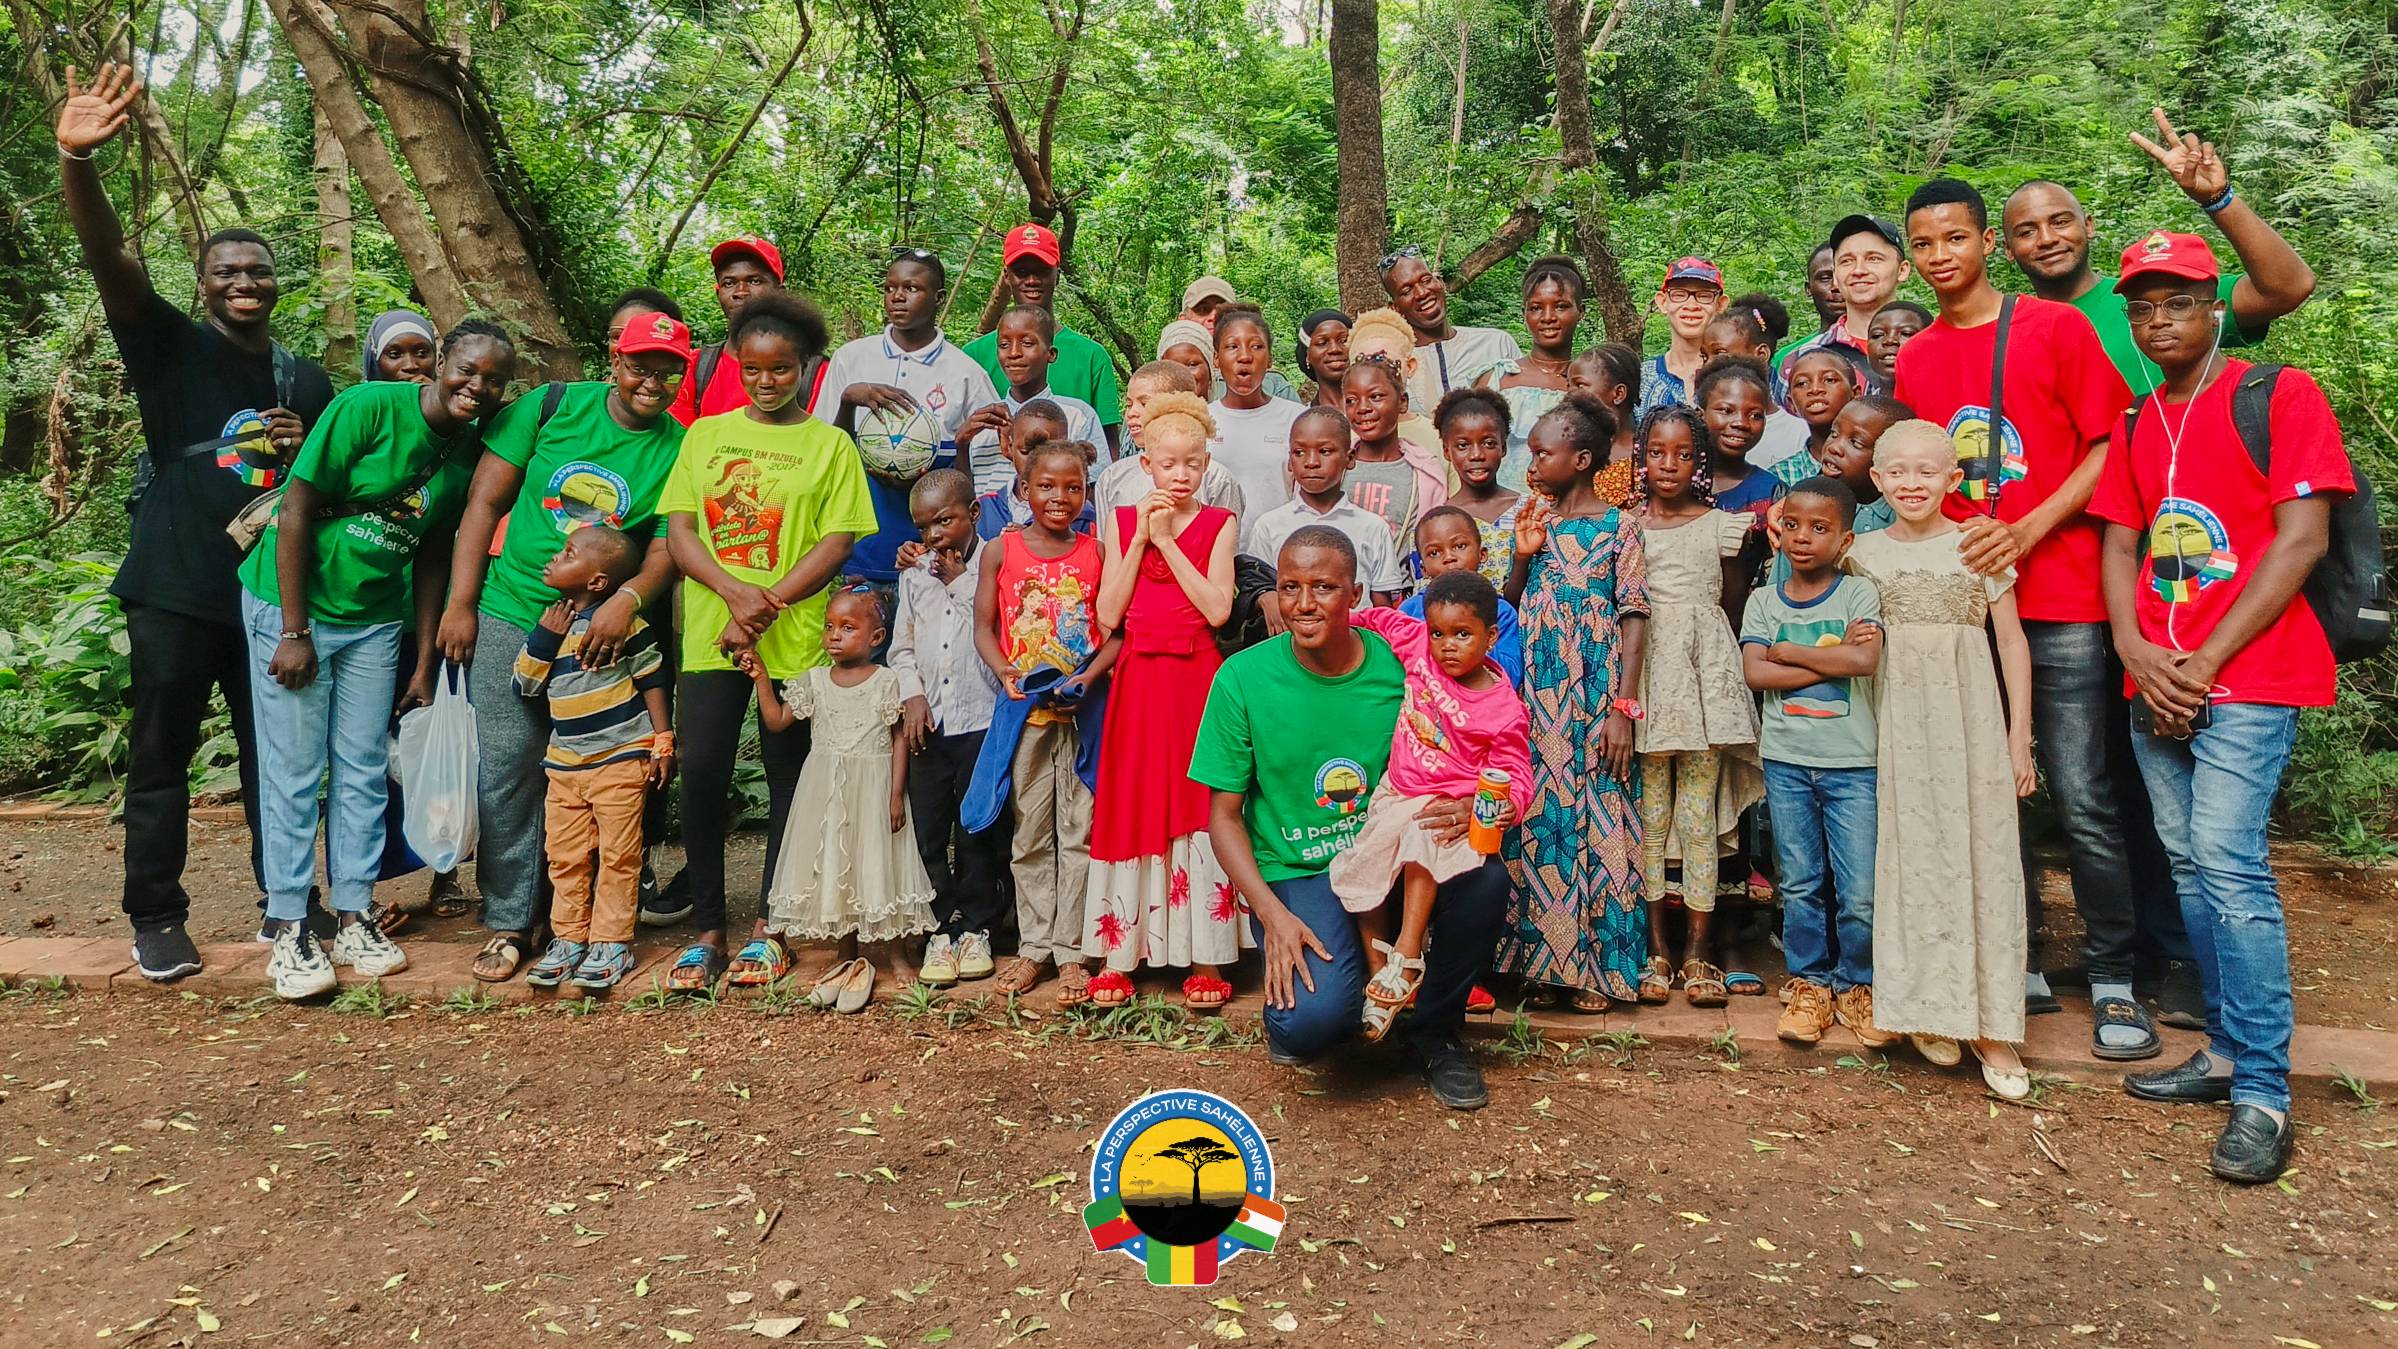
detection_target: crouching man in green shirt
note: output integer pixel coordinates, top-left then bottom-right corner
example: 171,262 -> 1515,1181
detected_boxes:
1190,525 -> 1513,1110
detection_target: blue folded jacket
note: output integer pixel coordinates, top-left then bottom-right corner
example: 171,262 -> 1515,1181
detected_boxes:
962,664 -> 1109,834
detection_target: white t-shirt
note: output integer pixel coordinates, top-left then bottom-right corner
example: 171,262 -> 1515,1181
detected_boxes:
1407,325 -> 1522,415
1750,408 -> 1814,474
812,329 -> 999,457
1207,397 -> 1306,517
1241,495 -> 1404,593
964,387 -> 1105,496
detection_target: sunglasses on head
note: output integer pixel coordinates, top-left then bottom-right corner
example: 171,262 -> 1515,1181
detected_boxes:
887,245 -> 940,264
1376,244 -> 1425,272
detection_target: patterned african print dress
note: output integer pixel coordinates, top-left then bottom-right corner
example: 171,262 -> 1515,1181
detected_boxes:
1497,508 -> 1651,1000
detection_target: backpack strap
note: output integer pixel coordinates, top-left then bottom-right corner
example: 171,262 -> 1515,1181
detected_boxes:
2229,362 -> 2285,478
1983,295 -> 2014,516
536,379 -> 568,431
692,344 -> 723,408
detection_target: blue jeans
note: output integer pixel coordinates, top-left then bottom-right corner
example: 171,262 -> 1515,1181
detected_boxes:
2022,622 -> 2188,977
2128,702 -> 2298,1112
243,592 -> 401,921
1252,858 -> 1509,1060
1764,761 -> 1876,991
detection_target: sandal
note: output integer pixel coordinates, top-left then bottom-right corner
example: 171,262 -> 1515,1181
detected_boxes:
1681,960 -> 1729,1009
1052,963 -> 1093,1007
994,956 -> 1043,996
367,899 -> 412,937
1087,969 -> 1135,1007
1637,957 -> 1676,1005
1465,983 -> 1497,1014
726,937 -> 789,988
2091,995 -> 2162,1062
1182,973 -> 1233,1010
471,933 -> 529,983
1360,941 -> 1425,1043
666,942 -> 727,993
428,870 -> 471,919
1569,986 -> 1611,1014
1723,970 -> 1766,997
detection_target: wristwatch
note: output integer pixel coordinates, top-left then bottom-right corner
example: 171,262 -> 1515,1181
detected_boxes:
1611,697 -> 1645,722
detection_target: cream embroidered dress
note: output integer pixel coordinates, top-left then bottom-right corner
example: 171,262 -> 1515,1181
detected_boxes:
763,666 -> 938,942
1634,509 -> 1764,894
1845,530 -> 2026,1042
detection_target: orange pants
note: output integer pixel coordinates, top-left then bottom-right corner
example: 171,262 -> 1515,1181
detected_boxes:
544,758 -> 650,944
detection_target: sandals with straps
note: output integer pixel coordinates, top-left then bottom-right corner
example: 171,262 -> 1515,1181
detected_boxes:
1681,960 -> 1729,1009
666,942 -> 726,993
1087,969 -> 1134,1007
1182,973 -> 1233,1010
1637,956 -> 1676,1005
725,937 -> 789,988
995,956 -> 1044,997
1360,940 -> 1426,1043
471,933 -> 529,983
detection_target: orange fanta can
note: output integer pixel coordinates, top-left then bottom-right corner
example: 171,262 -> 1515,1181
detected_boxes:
1467,769 -> 1511,854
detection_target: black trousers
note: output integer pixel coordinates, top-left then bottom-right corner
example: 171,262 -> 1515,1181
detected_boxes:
121,603 -> 262,929
676,670 -> 809,933
910,727 -> 1007,939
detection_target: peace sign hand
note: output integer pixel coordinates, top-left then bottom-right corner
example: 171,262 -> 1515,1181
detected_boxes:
2130,107 -> 2228,204
57,64 -> 142,155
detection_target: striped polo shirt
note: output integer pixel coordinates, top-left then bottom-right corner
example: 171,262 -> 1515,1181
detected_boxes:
513,606 -> 668,770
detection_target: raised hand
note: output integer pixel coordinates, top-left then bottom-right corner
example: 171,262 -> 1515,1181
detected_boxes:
57,64 -> 141,155
2130,107 -> 2228,204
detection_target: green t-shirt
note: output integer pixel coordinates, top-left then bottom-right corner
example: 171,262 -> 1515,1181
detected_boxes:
478,381 -> 685,632
1188,630 -> 1406,882
964,324 -> 1123,428
2071,273 -> 2256,395
238,380 -> 476,627
656,410 -> 878,678
1738,575 -> 1882,770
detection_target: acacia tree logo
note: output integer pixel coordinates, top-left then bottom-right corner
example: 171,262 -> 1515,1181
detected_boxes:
1153,1136 -> 1240,1206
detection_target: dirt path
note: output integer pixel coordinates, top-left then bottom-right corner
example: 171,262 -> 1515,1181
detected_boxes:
3,989 -> 2394,1347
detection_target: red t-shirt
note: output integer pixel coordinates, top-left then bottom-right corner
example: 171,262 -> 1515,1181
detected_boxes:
2088,360 -> 2352,707
1892,295 -> 2129,622
666,345 -> 832,426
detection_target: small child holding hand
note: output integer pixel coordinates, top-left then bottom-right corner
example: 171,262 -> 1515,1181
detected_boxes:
514,525 -> 674,991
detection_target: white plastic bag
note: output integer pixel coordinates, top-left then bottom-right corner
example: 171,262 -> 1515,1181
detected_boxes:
394,661 -> 478,872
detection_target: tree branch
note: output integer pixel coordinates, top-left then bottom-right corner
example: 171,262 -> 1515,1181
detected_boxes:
650,16 -> 813,275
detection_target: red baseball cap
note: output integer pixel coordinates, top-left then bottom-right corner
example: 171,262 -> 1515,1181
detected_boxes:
710,235 -> 785,282
615,311 -> 694,364
2113,230 -> 2220,291
1663,256 -> 1724,289
1002,223 -> 1062,268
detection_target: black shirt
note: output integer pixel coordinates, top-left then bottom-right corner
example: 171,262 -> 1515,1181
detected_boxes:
108,288 -> 335,625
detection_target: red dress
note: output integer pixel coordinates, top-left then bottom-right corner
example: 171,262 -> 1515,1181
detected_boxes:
1081,505 -> 1247,970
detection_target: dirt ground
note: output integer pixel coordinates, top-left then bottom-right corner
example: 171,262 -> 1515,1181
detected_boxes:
1,985 -> 2394,1349
4,817 -> 2393,1030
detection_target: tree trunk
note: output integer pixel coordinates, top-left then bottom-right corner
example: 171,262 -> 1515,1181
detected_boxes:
320,0 -> 580,377
1329,0 -> 1389,312
267,0 -> 474,326
314,109 -> 357,376
1547,0 -> 1639,344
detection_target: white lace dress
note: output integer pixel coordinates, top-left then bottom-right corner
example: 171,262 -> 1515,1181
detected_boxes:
1845,530 -> 2026,1042
763,666 -> 937,942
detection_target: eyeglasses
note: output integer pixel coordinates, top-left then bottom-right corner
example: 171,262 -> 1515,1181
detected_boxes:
2123,294 -> 2210,324
617,359 -> 686,389
1661,286 -> 1721,307
1376,244 -> 1424,272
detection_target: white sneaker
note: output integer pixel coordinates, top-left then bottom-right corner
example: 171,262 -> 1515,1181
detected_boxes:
267,925 -> 338,1001
920,934 -> 959,986
331,917 -> 409,977
956,930 -> 995,980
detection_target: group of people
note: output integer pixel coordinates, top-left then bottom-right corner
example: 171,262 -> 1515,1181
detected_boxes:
62,60 -> 2354,1187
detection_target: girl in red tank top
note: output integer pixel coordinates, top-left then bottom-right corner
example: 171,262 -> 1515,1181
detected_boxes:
1079,394 -> 1249,1008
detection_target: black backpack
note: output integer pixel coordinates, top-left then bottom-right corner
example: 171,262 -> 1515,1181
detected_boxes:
2124,363 -> 2390,663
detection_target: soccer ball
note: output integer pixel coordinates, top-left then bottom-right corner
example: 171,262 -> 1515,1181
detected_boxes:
855,404 -> 944,478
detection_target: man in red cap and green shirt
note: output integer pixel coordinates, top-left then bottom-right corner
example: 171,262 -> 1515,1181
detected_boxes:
669,235 -> 800,426
965,223 -> 1123,457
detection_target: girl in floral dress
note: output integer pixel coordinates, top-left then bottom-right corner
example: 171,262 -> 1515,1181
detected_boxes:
1499,395 -> 1652,1010
1080,395 -> 1247,1008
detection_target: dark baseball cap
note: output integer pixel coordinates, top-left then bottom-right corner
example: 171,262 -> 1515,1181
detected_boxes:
1827,213 -> 1903,254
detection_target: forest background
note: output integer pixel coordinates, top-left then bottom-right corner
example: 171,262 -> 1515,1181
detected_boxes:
0,0 -> 2392,851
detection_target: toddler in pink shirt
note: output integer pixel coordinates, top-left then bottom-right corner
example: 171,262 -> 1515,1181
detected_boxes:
1330,571 -> 1532,1040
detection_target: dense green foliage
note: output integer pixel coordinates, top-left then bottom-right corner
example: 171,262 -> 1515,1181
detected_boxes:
0,0 -> 2392,845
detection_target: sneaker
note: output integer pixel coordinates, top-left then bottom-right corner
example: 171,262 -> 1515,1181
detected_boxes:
569,942 -> 636,990
257,896 -> 337,944
1834,984 -> 1899,1049
2153,959 -> 2206,1031
266,924 -> 338,1001
639,866 -> 693,926
920,935 -> 959,987
131,923 -> 203,982
1776,979 -> 1835,1044
1408,1032 -> 1489,1111
330,917 -> 409,977
524,938 -> 587,989
955,930 -> 995,980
